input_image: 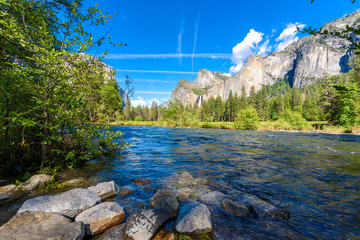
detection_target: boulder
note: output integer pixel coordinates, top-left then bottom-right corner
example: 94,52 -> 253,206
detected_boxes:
149,189 -> 179,217
221,199 -> 250,217
88,181 -> 119,200
75,202 -> 125,235
61,178 -> 86,187
0,184 -> 22,206
119,185 -> 134,197
0,211 -> 84,240
134,178 -> 152,186
198,191 -> 226,205
153,229 -> 176,240
23,174 -> 52,191
17,188 -> 101,218
241,194 -> 277,217
124,209 -> 171,240
174,202 -> 212,235
98,224 -> 125,240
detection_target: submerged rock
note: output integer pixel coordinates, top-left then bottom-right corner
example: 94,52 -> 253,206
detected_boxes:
23,174 -> 52,191
124,208 -> 171,240
149,189 -> 179,217
134,178 -> 152,186
174,202 -> 212,235
153,228 -> 176,240
17,188 -> 101,218
75,202 -> 125,235
119,185 -> 135,197
98,224 -> 125,240
88,181 -> 119,200
0,184 -> 22,206
241,194 -> 277,217
0,211 -> 84,240
221,199 -> 250,217
198,191 -> 226,205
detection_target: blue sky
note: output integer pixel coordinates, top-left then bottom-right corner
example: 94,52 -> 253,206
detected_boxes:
85,0 -> 359,106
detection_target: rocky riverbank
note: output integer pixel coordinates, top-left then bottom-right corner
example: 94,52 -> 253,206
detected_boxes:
0,172 -> 281,240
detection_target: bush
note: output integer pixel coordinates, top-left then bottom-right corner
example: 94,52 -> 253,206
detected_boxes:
134,116 -> 144,121
283,110 -> 311,130
234,108 -> 260,130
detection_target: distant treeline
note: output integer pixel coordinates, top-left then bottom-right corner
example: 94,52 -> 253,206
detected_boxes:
124,57 -> 360,131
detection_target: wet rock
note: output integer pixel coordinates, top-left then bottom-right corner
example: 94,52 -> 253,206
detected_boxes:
17,188 -> 101,218
241,194 -> 277,217
124,208 -> 171,240
119,185 -> 134,197
98,224 -> 125,240
23,174 -> 52,191
61,178 -> 86,187
134,178 -> 152,186
221,199 -> 250,217
198,191 -> 226,205
75,202 -> 125,235
164,172 -> 209,199
174,202 -> 212,235
150,189 -> 179,217
88,181 -> 119,200
143,185 -> 157,193
0,184 -> 22,206
0,211 -> 84,240
153,228 -> 176,240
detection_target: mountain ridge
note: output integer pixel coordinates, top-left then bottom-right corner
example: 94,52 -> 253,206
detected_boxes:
171,10 -> 360,106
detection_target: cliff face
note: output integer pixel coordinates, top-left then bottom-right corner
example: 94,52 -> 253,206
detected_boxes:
171,10 -> 359,106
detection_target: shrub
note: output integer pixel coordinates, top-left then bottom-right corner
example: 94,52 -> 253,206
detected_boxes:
234,108 -> 260,130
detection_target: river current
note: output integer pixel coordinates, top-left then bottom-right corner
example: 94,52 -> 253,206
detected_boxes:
70,126 -> 360,239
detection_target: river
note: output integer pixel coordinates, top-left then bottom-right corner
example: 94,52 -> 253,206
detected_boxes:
77,126 -> 360,239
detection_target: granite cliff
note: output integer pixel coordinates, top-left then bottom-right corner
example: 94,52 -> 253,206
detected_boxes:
171,11 -> 360,106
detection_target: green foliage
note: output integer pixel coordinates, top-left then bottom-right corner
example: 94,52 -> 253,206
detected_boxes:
283,110 -> 311,130
234,107 -> 260,130
0,0 -> 127,172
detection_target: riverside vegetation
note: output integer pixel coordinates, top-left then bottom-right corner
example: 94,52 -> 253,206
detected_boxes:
116,60 -> 360,133
0,0 -> 128,175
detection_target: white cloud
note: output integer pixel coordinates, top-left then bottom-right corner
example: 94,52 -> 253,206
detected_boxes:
177,19 -> 184,65
223,73 -> 232,77
257,39 -> 272,57
116,69 -> 198,74
131,97 -> 161,107
275,23 -> 305,52
131,96 -> 147,107
106,53 -> 231,59
192,16 -> 200,71
230,29 -> 264,74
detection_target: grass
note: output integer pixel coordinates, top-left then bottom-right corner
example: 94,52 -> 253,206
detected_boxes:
110,121 -> 359,134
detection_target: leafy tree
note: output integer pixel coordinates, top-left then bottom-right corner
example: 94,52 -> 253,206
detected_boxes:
0,0 -> 127,172
234,107 -> 260,130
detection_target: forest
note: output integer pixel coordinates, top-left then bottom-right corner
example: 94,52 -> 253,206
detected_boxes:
120,63 -> 360,132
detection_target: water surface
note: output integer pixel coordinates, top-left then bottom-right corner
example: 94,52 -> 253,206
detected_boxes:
67,126 -> 360,239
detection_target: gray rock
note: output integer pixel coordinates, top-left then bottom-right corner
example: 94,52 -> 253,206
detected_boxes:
17,188 -> 101,218
124,208 -> 171,240
198,191 -> 226,205
119,185 -> 134,197
149,189 -> 179,217
61,178 -> 86,186
241,194 -> 277,217
23,174 -> 52,191
0,211 -> 84,240
88,181 -> 119,200
174,202 -> 212,235
75,202 -> 125,235
0,184 -> 22,206
98,224 -> 125,240
170,12 -> 360,106
221,199 -> 250,217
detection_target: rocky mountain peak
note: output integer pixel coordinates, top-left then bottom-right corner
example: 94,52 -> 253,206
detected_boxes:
171,10 -> 358,106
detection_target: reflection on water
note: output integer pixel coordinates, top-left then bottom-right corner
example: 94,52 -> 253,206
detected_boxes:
79,127 -> 360,239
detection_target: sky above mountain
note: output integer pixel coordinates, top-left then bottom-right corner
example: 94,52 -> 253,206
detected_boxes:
85,0 -> 359,106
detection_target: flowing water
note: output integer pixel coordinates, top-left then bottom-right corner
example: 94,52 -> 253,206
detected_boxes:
3,126 -> 360,239
81,126 -> 360,240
